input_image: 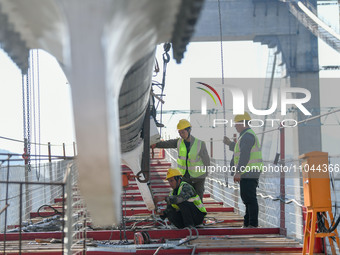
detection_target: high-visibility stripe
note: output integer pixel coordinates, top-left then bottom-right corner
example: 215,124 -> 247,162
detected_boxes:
234,147 -> 261,157
170,182 -> 207,213
176,137 -> 205,177
248,158 -> 263,164
234,129 -> 263,174
177,139 -> 181,148
189,158 -> 203,163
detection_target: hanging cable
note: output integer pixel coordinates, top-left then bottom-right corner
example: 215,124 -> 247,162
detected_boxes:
22,74 -> 26,145
36,50 -> 41,180
159,43 -> 171,135
31,50 -> 39,179
217,0 -> 228,184
31,50 -> 36,176
26,52 -> 31,172
152,43 -> 171,135
329,157 -> 337,225
22,73 -> 30,170
217,0 -> 225,84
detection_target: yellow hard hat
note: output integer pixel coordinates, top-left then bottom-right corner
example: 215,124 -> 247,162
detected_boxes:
165,168 -> 183,180
177,119 -> 191,130
234,112 -> 251,122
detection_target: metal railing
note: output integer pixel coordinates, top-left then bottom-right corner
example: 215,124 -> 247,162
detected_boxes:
0,156 -> 88,254
68,165 -> 89,255
165,148 -> 340,254
0,160 -> 68,230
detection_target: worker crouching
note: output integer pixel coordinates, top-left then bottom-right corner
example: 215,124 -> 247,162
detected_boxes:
160,168 -> 207,229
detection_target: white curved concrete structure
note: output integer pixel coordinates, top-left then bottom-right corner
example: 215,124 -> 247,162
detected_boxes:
0,0 -> 203,225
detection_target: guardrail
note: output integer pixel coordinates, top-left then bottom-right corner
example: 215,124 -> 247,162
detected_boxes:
0,156 -> 85,254
165,148 -> 340,254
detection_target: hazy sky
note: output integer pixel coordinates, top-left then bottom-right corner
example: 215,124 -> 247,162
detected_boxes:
0,50 -> 74,156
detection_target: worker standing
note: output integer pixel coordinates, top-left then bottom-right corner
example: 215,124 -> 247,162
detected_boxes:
159,168 -> 207,228
223,112 -> 263,228
153,119 -> 210,201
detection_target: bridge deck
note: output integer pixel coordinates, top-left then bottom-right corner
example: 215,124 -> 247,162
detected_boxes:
0,149 -> 303,254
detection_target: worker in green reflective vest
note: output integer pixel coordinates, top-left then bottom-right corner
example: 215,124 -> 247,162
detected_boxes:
153,119 -> 210,201
223,112 -> 263,228
159,168 -> 207,228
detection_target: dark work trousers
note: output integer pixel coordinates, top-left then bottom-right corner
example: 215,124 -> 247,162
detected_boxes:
183,176 -> 205,202
166,201 -> 206,229
240,178 -> 259,227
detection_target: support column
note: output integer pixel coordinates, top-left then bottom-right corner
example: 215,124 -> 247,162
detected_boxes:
278,3 -> 321,155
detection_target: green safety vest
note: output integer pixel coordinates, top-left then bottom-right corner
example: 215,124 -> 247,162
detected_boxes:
170,181 -> 207,213
234,129 -> 263,174
177,138 -> 205,178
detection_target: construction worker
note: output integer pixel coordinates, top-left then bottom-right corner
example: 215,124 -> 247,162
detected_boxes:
159,168 -> 207,228
223,112 -> 263,228
153,119 -> 210,201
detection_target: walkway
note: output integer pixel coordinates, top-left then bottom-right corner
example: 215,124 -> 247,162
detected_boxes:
0,149 -> 303,254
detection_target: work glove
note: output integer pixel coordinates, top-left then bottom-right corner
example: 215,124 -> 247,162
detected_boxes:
165,196 -> 176,205
223,136 -> 231,146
